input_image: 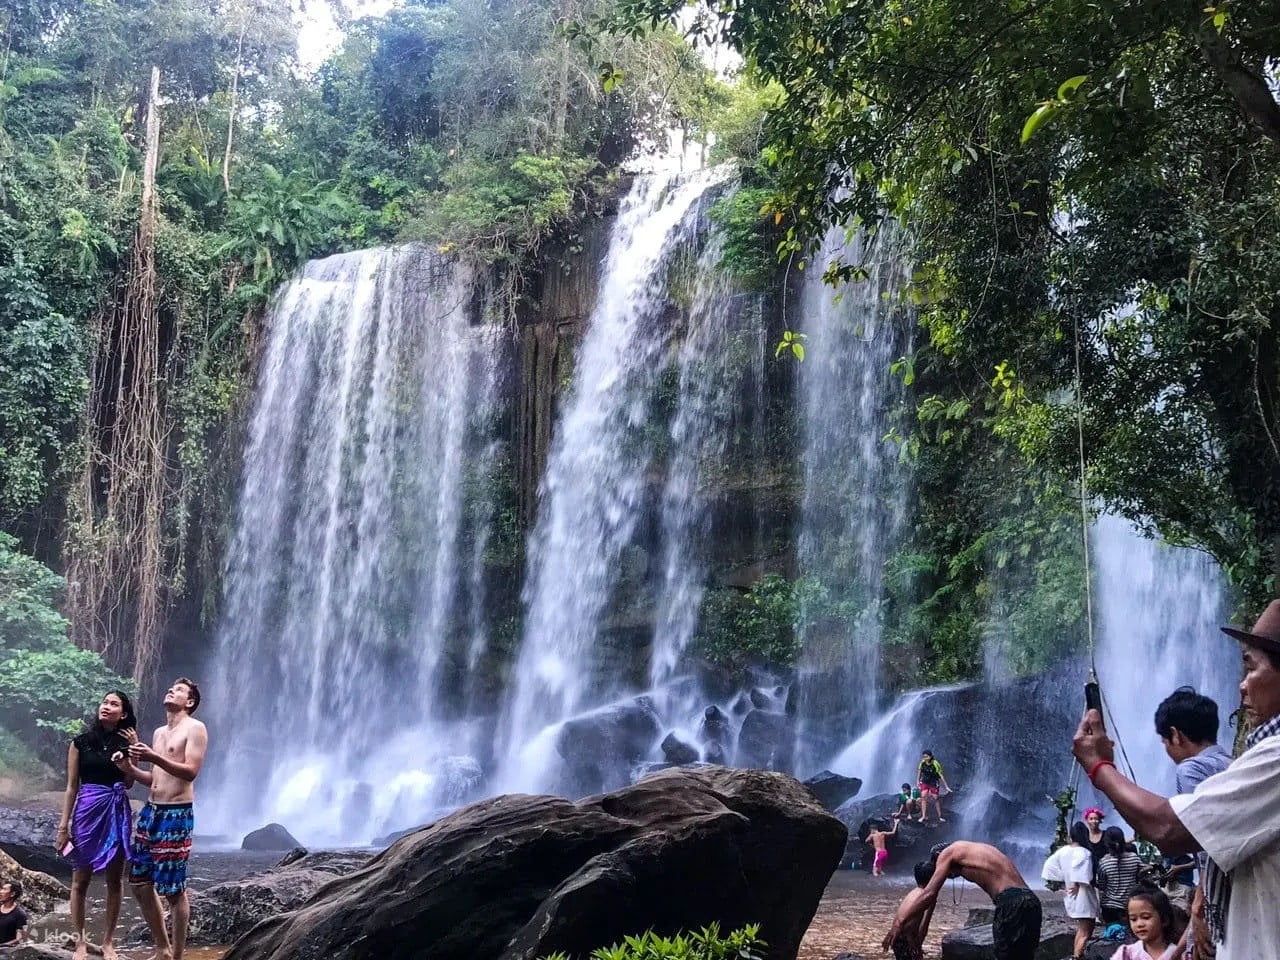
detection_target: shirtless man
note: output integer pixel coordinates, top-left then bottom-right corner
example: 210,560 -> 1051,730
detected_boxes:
884,841 -> 1042,960
880,862 -> 936,960
112,678 -> 208,960
868,818 -> 899,876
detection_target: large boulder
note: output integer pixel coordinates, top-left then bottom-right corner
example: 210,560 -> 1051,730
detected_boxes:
660,733 -> 699,766
0,848 -> 68,916
1,841 -> 70,880
802,771 -> 861,811
242,823 -> 302,851
0,805 -> 58,848
556,696 -> 662,795
224,766 -> 846,960
126,850 -> 371,946
735,709 -> 794,770
941,914 -> 1072,959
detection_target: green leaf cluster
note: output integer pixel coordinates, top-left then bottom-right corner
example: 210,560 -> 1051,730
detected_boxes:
542,923 -> 764,960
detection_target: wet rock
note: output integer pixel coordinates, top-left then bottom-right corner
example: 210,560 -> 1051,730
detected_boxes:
125,850 -> 371,946
749,687 -> 774,710
2,945 -> 76,959
729,693 -> 751,716
802,770 -> 862,811
0,847 -> 68,916
735,709 -> 793,770
660,733 -> 699,766
556,696 -> 662,795
941,914 -> 1072,959
1,841 -> 70,880
242,823 -> 301,851
275,847 -> 308,868
0,805 -> 58,848
223,766 -> 846,960
698,705 -> 732,749
703,741 -> 728,765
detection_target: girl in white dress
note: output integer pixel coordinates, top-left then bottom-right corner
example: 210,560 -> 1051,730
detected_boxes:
1042,820 -> 1101,960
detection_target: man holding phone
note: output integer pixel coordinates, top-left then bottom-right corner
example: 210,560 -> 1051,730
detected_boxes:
111,678 -> 208,960
1072,601 -> 1280,960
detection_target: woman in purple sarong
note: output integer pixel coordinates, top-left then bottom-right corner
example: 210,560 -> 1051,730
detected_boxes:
55,690 -> 137,960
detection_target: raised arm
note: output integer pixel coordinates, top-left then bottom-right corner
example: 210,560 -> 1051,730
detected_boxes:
1073,709 -> 1198,855
115,726 -> 152,786
55,743 -> 80,852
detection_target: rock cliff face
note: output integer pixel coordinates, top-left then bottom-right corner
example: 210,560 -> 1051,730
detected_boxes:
223,766 -> 845,960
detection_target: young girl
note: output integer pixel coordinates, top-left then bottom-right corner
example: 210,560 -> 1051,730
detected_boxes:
1042,821 -> 1100,960
1111,887 -> 1186,960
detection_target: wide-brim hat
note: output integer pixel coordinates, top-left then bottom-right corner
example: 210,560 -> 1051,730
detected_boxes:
1221,599 -> 1280,655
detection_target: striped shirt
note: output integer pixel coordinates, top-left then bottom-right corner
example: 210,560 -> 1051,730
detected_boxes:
1097,851 -> 1144,910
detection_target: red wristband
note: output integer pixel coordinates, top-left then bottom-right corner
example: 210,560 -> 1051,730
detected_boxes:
1088,759 -> 1116,784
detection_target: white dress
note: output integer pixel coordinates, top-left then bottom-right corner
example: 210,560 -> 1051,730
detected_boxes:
1042,844 -> 1101,920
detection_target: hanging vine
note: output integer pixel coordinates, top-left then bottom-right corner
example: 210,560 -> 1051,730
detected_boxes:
65,67 -> 173,684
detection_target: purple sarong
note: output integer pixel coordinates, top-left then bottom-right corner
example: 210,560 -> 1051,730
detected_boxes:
67,782 -> 133,873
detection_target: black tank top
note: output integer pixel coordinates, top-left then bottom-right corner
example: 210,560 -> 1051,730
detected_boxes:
72,727 -> 131,787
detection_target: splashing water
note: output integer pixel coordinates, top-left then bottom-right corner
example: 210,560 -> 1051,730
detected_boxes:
204,247 -> 503,844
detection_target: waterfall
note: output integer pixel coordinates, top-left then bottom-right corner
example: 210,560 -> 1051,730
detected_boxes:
204,247 -> 502,845
1088,514 -> 1239,797
498,170 -> 762,790
792,225 -> 911,773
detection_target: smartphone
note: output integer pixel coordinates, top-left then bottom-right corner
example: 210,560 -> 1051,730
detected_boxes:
61,839 -> 74,857
1085,681 -> 1102,713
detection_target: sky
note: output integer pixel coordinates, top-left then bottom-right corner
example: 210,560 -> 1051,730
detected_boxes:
295,0 -> 399,69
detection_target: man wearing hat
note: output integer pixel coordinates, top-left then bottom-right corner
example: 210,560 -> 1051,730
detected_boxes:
1072,600 -> 1280,960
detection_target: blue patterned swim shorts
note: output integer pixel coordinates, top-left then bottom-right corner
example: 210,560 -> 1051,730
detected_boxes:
129,802 -> 194,896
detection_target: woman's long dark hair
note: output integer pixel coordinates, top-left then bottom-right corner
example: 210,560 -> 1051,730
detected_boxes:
1069,820 -> 1091,847
82,689 -> 137,746
1102,825 -> 1129,858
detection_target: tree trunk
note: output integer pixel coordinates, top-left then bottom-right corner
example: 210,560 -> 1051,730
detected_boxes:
223,19 -> 248,196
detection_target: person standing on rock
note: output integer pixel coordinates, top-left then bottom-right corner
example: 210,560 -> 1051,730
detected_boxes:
915,750 -> 949,823
886,841 -> 1042,960
55,690 -> 138,960
114,678 -> 208,960
0,881 -> 27,946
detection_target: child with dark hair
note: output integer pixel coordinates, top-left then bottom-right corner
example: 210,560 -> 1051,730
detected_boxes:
1097,826 -> 1144,926
895,782 -> 921,820
1112,887 -> 1185,959
1042,821 -> 1100,959
916,750 -> 950,823
879,861 -> 937,960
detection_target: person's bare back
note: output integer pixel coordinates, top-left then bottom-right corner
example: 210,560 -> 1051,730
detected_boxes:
870,830 -> 890,852
936,841 -> 1028,899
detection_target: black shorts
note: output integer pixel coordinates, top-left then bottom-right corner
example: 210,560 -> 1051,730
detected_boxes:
992,886 -> 1042,960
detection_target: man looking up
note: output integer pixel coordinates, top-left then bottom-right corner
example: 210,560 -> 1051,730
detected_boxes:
1073,601 -> 1280,960
113,679 -> 208,960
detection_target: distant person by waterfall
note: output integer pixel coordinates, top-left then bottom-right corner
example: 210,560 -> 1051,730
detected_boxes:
915,750 -> 950,823
1041,820 -> 1100,960
1084,807 -> 1107,866
112,678 -> 208,960
1073,599 -> 1280,960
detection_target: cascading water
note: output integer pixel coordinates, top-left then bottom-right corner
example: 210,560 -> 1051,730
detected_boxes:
1087,513 -> 1239,797
792,225 -> 911,773
497,170 -> 775,791
204,247 -> 503,845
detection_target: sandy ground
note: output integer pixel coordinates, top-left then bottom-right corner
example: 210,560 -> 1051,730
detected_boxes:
27,857 -> 1051,960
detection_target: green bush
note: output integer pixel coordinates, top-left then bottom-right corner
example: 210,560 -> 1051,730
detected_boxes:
0,534 -> 134,762
543,923 -> 764,960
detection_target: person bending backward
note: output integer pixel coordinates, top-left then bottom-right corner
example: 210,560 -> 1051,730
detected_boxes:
884,841 -> 1042,960
880,862 -> 937,960
1073,600 -> 1280,960
112,679 -> 208,960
